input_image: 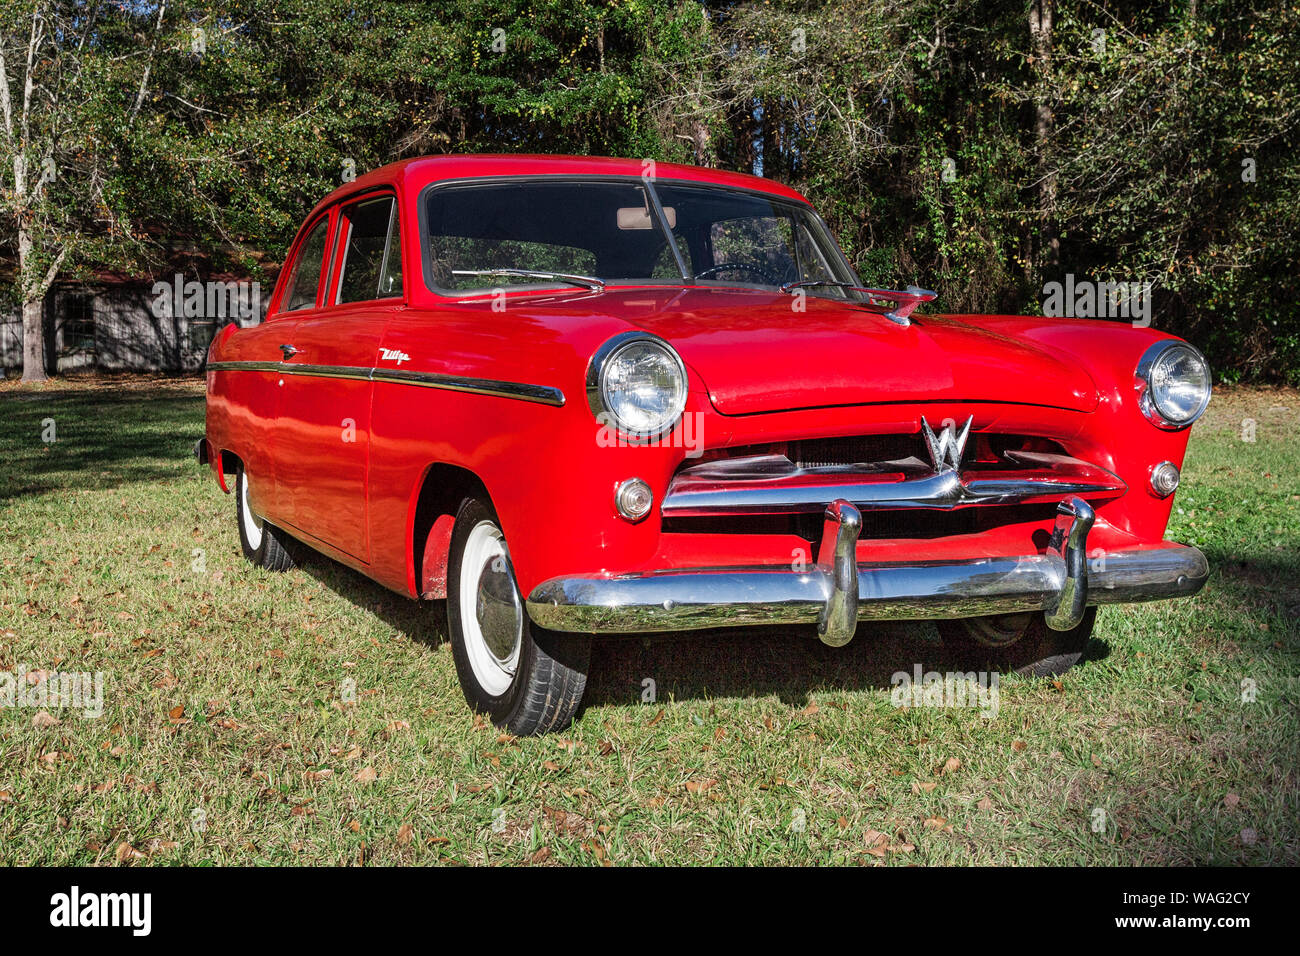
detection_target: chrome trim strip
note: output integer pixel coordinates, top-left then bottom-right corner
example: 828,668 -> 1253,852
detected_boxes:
206,360 -> 281,373
524,542 -> 1208,635
205,360 -> 565,406
370,367 -> 565,405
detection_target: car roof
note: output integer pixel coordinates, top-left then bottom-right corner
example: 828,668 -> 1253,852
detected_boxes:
303,154 -> 812,223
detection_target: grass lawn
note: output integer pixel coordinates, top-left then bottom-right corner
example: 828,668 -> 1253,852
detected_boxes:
0,374 -> 1296,866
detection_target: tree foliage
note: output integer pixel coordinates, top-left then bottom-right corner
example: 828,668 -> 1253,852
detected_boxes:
2,0 -> 1296,381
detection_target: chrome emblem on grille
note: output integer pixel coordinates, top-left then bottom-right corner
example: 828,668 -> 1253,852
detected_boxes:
920,415 -> 973,473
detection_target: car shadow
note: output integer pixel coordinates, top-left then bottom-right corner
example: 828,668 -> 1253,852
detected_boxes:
286,543 -> 1120,709
582,623 -> 1113,710
284,538 -> 1300,715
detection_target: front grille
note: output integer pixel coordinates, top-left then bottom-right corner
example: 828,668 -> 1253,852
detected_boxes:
789,434 -> 920,469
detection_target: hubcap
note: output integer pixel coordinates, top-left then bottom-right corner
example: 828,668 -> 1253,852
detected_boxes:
458,520 -> 522,696
476,553 -> 523,663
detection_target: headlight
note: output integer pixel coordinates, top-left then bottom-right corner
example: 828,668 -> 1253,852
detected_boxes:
587,332 -> 687,438
1135,341 -> 1211,429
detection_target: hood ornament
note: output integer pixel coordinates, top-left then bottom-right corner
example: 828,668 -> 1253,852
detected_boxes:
920,415 -> 973,473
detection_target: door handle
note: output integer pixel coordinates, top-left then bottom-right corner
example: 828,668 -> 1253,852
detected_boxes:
279,344 -> 300,360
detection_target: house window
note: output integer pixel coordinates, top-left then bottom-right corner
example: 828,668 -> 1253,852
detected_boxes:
61,295 -> 95,353
188,318 -> 218,352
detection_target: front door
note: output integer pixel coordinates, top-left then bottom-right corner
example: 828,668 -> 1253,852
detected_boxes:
274,191 -> 405,562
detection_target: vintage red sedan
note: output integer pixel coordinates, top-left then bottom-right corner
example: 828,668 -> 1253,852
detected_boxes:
198,154 -> 1210,734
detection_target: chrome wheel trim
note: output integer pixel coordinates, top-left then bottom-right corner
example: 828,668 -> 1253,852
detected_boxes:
459,520 -> 522,696
239,471 -> 264,551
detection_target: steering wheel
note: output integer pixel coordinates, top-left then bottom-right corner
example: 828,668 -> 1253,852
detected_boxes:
694,262 -> 782,285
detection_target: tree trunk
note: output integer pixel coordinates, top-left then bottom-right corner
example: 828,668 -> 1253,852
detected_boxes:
18,226 -> 48,382
1029,0 -> 1059,268
21,295 -> 46,382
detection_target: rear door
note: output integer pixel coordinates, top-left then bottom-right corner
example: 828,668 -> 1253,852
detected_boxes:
274,191 -> 404,562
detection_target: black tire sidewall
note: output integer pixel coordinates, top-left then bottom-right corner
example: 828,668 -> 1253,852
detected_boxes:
939,607 -> 1097,676
446,497 -> 536,723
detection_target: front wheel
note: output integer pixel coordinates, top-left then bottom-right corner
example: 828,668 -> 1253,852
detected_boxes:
937,608 -> 1097,677
446,497 -> 589,735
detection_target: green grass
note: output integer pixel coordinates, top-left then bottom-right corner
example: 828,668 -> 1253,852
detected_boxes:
0,374 -> 1296,865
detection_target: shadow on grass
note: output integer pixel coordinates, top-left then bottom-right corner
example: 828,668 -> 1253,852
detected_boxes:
289,541 -> 1298,714
286,539 -> 1127,710
0,385 -> 204,501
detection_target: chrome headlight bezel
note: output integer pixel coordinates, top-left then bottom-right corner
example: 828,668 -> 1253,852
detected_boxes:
1135,340 -> 1212,430
586,331 -> 688,440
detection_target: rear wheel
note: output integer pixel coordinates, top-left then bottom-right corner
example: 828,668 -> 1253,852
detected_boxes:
446,497 -> 589,735
235,465 -> 296,572
937,608 -> 1097,677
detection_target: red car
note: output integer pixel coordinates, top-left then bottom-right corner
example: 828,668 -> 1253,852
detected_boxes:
198,154 -> 1211,734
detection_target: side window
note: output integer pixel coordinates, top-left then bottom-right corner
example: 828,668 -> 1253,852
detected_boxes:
337,195 -> 403,303
282,217 -> 330,311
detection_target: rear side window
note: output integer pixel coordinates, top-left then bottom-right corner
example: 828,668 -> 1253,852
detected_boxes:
336,195 -> 402,303
282,217 -> 330,311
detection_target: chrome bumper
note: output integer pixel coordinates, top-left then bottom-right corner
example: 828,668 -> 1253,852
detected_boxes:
525,496 -> 1208,642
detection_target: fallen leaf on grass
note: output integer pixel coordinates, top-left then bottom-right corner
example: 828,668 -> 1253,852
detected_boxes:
924,816 -> 947,829
912,781 -> 937,794
939,757 -> 961,775
115,842 -> 145,863
1224,793 -> 1240,809
304,769 -> 333,782
684,778 -> 718,794
397,823 -> 414,845
353,766 -> 378,784
802,702 -> 820,716
1011,740 -> 1027,752
529,847 -> 552,864
387,720 -> 411,732
864,830 -> 889,857
167,705 -> 190,726
646,708 -> 665,728
977,797 -> 993,810
542,760 -> 561,772
32,711 -> 60,728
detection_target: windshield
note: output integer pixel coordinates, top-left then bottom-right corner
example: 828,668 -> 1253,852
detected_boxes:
420,178 -> 863,298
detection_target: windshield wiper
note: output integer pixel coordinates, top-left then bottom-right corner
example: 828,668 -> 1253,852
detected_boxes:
451,268 -> 605,292
779,279 -> 857,293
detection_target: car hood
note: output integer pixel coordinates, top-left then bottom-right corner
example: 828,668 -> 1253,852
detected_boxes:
584,288 -> 1097,415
